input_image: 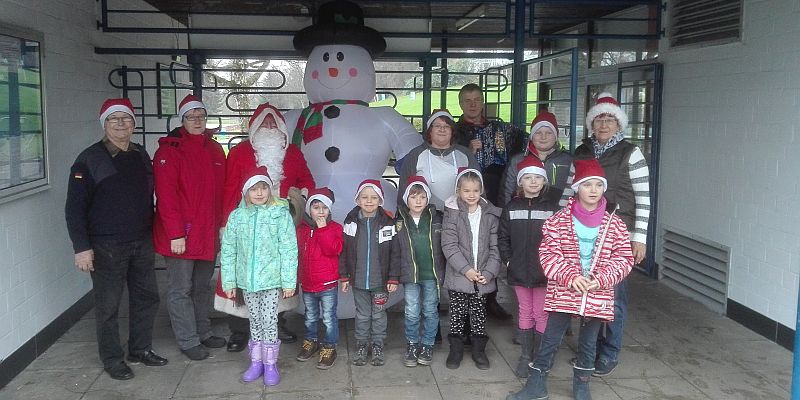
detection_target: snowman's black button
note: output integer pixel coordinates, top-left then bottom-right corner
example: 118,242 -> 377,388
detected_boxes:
324,106 -> 340,119
325,146 -> 340,162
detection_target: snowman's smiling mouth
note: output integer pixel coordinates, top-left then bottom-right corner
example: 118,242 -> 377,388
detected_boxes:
318,75 -> 352,90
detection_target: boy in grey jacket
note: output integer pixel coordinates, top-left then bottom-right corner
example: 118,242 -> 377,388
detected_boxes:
441,168 -> 502,371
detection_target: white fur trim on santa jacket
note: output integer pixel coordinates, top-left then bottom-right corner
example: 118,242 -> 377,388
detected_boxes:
539,197 -> 634,320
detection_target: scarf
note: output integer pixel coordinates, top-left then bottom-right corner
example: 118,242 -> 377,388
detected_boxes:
291,100 -> 369,146
591,131 -> 625,158
571,197 -> 607,228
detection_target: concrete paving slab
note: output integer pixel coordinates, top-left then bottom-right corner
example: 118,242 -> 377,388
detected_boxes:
729,338 -> 792,372
543,377 -> 624,399
26,341 -> 100,371
599,344 -> 680,379
262,388 -> 353,399
173,360 -> 263,398
685,370 -> 789,400
439,381 -> 525,400
82,363 -> 185,400
429,339 -> 519,385
0,368 -> 101,400
604,376 -> 711,399
350,361 -> 437,388
352,384 -> 443,399
276,352 -> 351,391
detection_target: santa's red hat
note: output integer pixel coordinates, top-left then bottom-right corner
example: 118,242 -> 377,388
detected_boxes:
426,109 -> 454,130
99,98 -> 135,129
248,103 -> 289,147
516,152 -> 548,185
571,158 -> 607,192
354,179 -> 384,205
402,175 -> 432,205
178,94 -> 206,120
241,166 -> 273,198
585,92 -> 628,134
306,187 -> 335,216
455,167 -> 483,192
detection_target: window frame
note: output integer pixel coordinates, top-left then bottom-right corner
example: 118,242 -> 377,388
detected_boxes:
0,23 -> 50,203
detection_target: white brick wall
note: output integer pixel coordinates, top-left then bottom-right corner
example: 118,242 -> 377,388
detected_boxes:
658,0 -> 800,327
0,0 -> 182,361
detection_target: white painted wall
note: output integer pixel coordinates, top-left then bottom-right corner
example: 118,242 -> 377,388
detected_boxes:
0,0 -> 182,360
657,0 -> 800,327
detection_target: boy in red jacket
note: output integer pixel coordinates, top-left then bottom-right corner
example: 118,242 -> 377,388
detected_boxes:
295,188 -> 344,369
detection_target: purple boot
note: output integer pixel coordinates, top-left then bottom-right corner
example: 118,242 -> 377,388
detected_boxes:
262,340 -> 281,386
242,340 -> 263,382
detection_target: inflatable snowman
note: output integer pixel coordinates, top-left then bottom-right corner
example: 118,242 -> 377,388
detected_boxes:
284,0 -> 422,318
284,0 -> 422,221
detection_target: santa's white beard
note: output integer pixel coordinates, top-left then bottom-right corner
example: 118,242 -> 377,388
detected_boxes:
251,127 -> 286,193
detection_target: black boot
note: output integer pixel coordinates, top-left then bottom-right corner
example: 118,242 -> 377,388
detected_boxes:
445,334 -> 465,369
573,367 -> 593,400
227,331 -> 249,352
486,290 -> 512,320
435,325 -> 443,345
463,319 -> 472,348
470,335 -> 490,370
277,312 -> 297,344
507,366 -> 548,400
515,329 -> 534,378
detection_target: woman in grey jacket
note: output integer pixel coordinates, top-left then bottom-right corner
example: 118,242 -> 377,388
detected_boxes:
441,168 -> 502,371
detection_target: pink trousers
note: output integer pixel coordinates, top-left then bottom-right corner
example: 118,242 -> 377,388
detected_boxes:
513,285 -> 548,333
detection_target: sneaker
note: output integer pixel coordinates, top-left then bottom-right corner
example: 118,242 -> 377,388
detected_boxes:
317,345 -> 337,370
181,345 -> 209,361
370,343 -> 385,366
200,336 -> 226,348
353,341 -> 369,366
296,339 -> 320,362
403,343 -> 419,367
593,359 -> 618,377
417,345 -> 433,366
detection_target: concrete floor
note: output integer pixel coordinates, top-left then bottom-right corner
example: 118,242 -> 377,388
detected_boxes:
0,271 -> 792,400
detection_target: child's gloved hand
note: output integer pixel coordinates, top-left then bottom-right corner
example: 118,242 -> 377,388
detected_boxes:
282,289 -> 296,298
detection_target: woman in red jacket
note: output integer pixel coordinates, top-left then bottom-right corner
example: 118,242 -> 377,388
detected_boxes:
507,158 -> 633,400
294,188 -> 343,370
153,95 -> 227,361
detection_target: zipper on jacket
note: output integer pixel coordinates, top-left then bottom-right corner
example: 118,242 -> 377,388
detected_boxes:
365,217 -> 371,290
427,212 -> 440,297
405,213 -> 418,284
249,209 -> 258,290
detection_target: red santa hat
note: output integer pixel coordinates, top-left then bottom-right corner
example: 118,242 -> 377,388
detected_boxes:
516,152 -> 548,185
354,179 -> 384,205
248,103 -> 289,147
241,166 -> 273,198
178,94 -> 206,120
530,111 -> 558,137
571,158 -> 607,193
402,175 -> 432,205
455,167 -> 484,192
585,92 -> 628,134
99,98 -> 135,129
426,108 -> 454,130
305,187 -> 335,216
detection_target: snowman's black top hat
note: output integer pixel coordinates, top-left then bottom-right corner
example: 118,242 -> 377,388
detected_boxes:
293,0 -> 387,57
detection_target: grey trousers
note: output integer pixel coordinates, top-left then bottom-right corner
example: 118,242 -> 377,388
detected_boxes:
352,288 -> 388,346
165,257 -> 215,350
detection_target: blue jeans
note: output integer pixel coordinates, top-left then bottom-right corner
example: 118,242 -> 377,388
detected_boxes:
533,312 -> 603,371
596,278 -> 628,364
303,287 -> 339,346
404,280 -> 440,346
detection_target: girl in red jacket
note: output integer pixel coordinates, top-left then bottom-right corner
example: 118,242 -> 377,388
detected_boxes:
295,188 -> 344,370
507,158 -> 633,400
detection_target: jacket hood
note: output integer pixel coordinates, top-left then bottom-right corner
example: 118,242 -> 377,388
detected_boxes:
443,195 -> 501,217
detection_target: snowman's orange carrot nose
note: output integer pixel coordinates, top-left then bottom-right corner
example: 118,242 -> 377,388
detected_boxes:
328,68 -> 339,77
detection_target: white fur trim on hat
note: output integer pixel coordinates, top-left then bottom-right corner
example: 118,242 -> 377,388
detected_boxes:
529,121 -> 556,137
455,168 -> 483,192
242,174 -> 273,198
306,194 -> 333,216
99,105 -> 135,129
402,182 -> 432,206
517,166 -> 548,186
354,182 -> 384,205
571,176 -> 608,193
426,110 -> 454,129
585,92 -> 628,135
179,101 -> 206,120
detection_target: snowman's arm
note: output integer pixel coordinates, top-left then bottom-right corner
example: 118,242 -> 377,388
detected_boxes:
373,107 -> 423,161
283,109 -> 301,143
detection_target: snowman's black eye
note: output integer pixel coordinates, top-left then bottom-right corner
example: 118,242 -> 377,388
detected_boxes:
337,52 -> 344,61
323,52 -> 330,62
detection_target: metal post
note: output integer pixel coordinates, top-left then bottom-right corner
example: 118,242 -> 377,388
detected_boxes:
569,47 -> 578,153
188,53 -> 206,98
794,284 -> 800,399
441,36 -> 448,110
421,57 -> 433,125
119,66 -> 129,99
511,0 -> 527,127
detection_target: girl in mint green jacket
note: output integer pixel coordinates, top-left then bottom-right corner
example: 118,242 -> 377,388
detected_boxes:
220,167 -> 297,387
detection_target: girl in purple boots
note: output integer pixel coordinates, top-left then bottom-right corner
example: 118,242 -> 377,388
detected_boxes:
220,167 -> 298,386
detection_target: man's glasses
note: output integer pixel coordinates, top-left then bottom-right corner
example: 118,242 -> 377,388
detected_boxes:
106,116 -> 134,125
184,115 -> 207,122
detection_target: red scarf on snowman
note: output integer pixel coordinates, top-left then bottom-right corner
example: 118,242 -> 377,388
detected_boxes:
292,99 -> 369,146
